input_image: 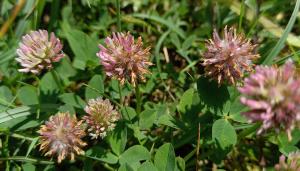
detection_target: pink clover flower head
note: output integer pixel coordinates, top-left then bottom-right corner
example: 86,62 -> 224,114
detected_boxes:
203,26 -> 259,85
83,98 -> 121,139
16,29 -> 64,74
38,112 -> 86,163
275,152 -> 300,171
239,60 -> 300,140
97,32 -> 152,86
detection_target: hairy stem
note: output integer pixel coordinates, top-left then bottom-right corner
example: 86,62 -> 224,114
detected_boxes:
116,0 -> 121,31
135,84 -> 142,114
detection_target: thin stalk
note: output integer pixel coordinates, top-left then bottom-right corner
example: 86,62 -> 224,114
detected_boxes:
83,83 -> 132,122
238,123 -> 261,140
103,163 -> 114,171
0,98 -> 17,109
79,155 -> 114,171
0,156 -> 54,165
116,0 -> 121,31
0,75 -> 24,111
184,148 -> 196,162
115,84 -> 131,121
238,0 -> 245,32
118,83 -> 123,105
196,123 -> 201,171
13,139 -> 25,156
135,84 -> 142,114
83,82 -> 135,122
34,75 -> 41,119
4,135 -> 9,171
115,0 -> 131,119
5,133 -> 35,141
82,83 -> 121,107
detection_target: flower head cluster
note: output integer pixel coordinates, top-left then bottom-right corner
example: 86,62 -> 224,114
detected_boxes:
97,32 -> 152,86
275,152 -> 300,171
83,98 -> 121,139
203,26 -> 259,85
38,112 -> 86,163
16,30 -> 64,74
239,61 -> 300,139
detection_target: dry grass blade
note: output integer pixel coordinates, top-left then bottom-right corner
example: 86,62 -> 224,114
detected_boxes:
230,0 -> 300,48
0,0 -> 26,38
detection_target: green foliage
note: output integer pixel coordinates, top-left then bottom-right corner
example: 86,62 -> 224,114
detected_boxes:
85,146 -> 118,164
212,119 -> 237,149
62,23 -> 99,70
154,143 -> 176,171
137,161 -> 158,171
108,123 -> 127,156
18,86 -> 39,105
177,88 -> 194,114
119,145 -> 150,168
139,109 -> 156,129
197,77 -> 230,112
85,75 -> 104,100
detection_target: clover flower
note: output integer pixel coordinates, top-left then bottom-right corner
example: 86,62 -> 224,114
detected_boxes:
97,32 -> 152,86
203,26 -> 259,85
275,152 -> 300,171
38,112 -> 86,163
83,98 -> 121,139
16,29 -> 64,74
239,61 -> 300,140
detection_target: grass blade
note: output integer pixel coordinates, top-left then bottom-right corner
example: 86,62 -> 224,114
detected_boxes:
26,137 -> 39,157
0,106 -> 32,124
262,0 -> 300,65
230,0 -> 300,48
132,13 -> 185,38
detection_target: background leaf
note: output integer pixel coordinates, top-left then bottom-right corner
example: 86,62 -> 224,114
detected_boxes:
154,143 -> 176,171
212,119 -> 237,149
85,146 -> 118,164
18,86 -> 38,105
85,75 -> 104,100
62,22 -> 98,70
119,145 -> 151,168
177,88 -> 194,114
197,77 -> 230,112
138,161 -> 158,171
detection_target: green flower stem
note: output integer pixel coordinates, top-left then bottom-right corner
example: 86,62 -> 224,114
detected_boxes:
117,84 -> 131,121
0,156 -> 54,165
196,123 -> 201,171
184,148 -> 196,162
135,83 -> 142,114
13,139 -> 25,156
34,75 -> 41,119
237,122 -> 261,140
103,163 -> 115,171
79,156 -> 114,171
50,69 -> 64,93
82,83 -> 121,107
3,135 -> 9,171
116,0 -> 121,31
118,83 -> 123,105
2,133 -> 35,141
